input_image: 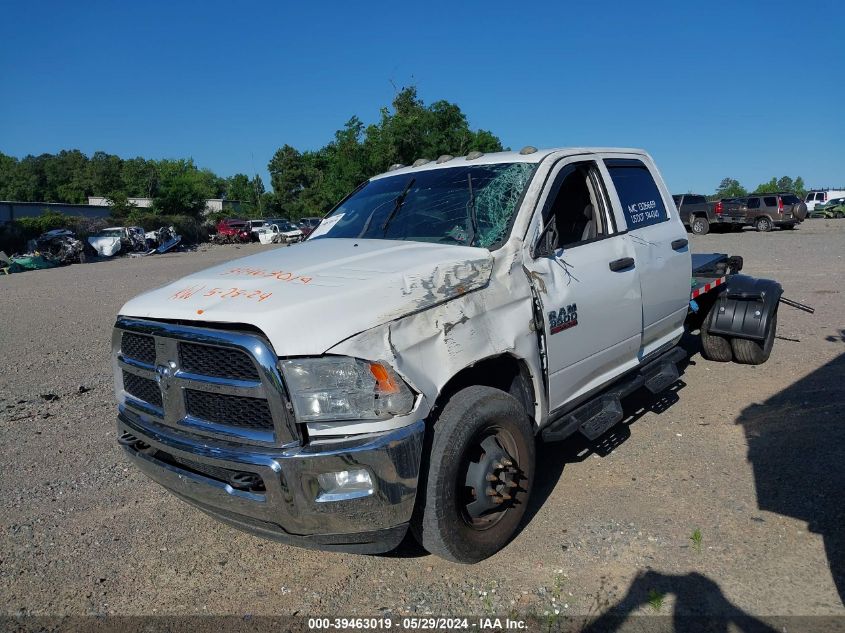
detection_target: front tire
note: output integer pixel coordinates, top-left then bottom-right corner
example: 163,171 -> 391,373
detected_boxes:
412,386 -> 535,563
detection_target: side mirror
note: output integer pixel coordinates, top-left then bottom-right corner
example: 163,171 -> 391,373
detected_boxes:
532,216 -> 558,259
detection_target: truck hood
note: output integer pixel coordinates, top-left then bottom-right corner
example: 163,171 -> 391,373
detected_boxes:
119,238 -> 493,355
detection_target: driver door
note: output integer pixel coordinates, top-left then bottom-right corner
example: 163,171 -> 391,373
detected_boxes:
523,159 -> 643,412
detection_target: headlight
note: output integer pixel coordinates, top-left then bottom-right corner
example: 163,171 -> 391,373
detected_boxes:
280,356 -> 415,422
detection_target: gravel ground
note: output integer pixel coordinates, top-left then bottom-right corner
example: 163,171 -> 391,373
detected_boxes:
1,223 -> 844,623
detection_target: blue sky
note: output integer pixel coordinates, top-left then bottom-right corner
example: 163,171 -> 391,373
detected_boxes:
1,0 -> 843,194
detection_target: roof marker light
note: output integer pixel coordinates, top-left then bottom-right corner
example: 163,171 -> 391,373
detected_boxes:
388,163 -> 405,171
466,151 -> 484,160
436,154 -> 454,164
519,146 -> 538,155
412,158 -> 431,167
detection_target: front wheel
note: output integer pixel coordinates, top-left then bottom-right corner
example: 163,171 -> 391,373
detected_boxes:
412,386 -> 535,563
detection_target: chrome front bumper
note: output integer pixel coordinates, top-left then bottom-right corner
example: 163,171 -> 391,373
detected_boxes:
118,409 -> 425,554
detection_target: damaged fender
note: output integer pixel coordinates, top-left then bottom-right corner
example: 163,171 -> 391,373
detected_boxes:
327,239 -> 546,437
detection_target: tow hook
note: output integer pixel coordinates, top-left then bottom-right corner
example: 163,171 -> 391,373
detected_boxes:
228,471 -> 264,492
118,432 -> 150,451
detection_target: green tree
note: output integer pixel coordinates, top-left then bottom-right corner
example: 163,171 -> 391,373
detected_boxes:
106,191 -> 138,219
267,86 -> 505,219
793,176 -> 806,198
122,157 -> 159,197
153,159 -> 214,216
226,173 -> 253,203
714,177 -> 747,199
754,175 -> 805,195
87,151 -> 124,196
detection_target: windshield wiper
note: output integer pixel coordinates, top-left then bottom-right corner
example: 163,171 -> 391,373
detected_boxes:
466,173 -> 479,246
380,177 -> 415,234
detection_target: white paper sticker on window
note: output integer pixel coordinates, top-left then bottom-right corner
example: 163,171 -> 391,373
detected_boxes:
308,213 -> 344,239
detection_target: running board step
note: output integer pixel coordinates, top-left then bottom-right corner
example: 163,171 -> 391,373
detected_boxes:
541,346 -> 687,443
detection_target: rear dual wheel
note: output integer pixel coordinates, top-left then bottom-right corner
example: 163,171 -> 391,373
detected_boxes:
732,311 -> 777,365
700,302 -> 777,365
412,386 -> 534,563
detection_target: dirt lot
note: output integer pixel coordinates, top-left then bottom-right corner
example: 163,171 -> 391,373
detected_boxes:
2,222 -> 844,624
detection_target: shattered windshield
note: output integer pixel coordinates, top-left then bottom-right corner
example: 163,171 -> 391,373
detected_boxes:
309,162 -> 536,248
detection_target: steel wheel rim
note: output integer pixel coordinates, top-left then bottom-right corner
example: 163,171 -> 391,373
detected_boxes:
458,425 -> 524,531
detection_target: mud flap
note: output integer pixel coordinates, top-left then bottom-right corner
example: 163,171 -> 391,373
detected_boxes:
706,275 -> 783,341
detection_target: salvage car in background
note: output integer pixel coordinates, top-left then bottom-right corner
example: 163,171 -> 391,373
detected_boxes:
672,193 -> 721,235
809,196 -> 845,219
720,193 -> 807,231
214,219 -> 251,244
32,229 -> 85,265
298,216 -> 322,238
805,189 -> 845,212
88,226 -> 147,257
262,219 -> 303,243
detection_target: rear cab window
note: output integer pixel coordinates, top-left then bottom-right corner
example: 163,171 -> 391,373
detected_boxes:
604,159 -> 668,230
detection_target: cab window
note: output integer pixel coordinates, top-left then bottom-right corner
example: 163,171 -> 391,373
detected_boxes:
605,159 -> 668,230
535,161 -> 612,254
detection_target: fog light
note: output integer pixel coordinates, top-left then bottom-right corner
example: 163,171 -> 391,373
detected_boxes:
316,468 -> 374,502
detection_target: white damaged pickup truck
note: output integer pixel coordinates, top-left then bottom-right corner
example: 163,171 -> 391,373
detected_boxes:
113,148 -> 790,562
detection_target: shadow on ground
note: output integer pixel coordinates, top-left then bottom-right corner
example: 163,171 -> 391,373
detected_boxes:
736,351 -> 845,604
581,570 -> 779,632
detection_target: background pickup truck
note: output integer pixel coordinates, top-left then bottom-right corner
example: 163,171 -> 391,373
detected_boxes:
672,193 -> 722,235
721,193 -> 808,231
112,147 -> 792,563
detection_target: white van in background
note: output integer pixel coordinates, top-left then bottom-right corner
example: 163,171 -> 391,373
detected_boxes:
805,190 -> 845,212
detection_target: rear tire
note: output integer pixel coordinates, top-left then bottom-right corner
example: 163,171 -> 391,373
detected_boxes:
782,223 -> 796,230
700,303 -> 733,362
755,217 -> 772,232
731,311 -> 777,365
412,386 -> 535,563
691,216 -> 710,235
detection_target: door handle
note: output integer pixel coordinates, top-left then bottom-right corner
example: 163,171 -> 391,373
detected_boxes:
671,239 -> 688,250
609,257 -> 635,272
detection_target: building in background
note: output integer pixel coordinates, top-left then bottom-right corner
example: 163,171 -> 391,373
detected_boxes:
0,197 -> 244,224
88,197 -> 242,215
0,200 -> 111,223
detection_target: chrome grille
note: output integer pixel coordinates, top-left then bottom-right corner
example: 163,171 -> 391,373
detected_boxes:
185,389 -> 273,430
122,332 -> 156,365
113,317 -> 298,447
123,371 -> 162,407
179,342 -> 259,381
